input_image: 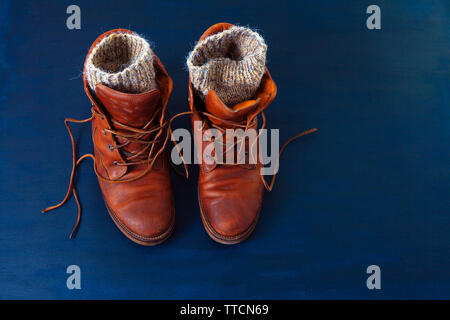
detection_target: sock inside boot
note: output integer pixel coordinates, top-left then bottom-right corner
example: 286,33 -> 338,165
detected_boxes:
187,26 -> 267,106
85,32 -> 158,94
91,35 -> 137,73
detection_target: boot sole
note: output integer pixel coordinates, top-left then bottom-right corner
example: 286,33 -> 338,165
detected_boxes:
105,201 -> 174,246
197,185 -> 260,245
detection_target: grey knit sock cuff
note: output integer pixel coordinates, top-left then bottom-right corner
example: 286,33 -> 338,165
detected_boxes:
85,32 -> 158,94
187,26 -> 267,106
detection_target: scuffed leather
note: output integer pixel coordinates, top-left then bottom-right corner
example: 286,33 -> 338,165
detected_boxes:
83,29 -> 174,243
189,23 -> 277,243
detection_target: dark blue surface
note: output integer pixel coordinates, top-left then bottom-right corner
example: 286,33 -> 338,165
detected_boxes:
0,0 -> 449,299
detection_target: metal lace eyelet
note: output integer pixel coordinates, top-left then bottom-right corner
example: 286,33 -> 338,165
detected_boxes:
108,144 -> 114,151
103,130 -> 107,136
113,161 -> 119,166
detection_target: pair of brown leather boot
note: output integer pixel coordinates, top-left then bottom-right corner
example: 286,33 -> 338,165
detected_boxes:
44,23 -> 316,245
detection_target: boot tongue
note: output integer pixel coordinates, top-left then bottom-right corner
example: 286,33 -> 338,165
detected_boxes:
95,84 -> 162,161
96,83 -> 161,128
204,90 -> 260,127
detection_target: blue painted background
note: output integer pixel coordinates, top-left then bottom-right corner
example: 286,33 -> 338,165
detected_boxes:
0,0 -> 449,299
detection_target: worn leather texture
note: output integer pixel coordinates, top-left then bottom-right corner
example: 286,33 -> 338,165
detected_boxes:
83,29 -> 175,245
189,23 -> 278,244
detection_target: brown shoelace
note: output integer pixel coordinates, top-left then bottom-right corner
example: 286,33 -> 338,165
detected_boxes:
42,101 -> 316,238
42,106 -> 189,238
197,96 -> 317,191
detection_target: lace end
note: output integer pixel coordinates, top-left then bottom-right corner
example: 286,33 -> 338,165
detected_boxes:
41,205 -> 60,214
305,128 -> 318,135
69,228 -> 78,239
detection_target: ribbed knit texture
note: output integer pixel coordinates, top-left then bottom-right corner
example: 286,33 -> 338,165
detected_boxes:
187,26 -> 267,106
85,32 -> 157,94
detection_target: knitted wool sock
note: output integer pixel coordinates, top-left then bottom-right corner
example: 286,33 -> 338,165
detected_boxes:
85,32 -> 158,94
187,26 -> 267,106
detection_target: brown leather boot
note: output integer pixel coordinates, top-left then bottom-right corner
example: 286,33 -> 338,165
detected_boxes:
43,29 -> 175,245
187,23 -> 317,244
